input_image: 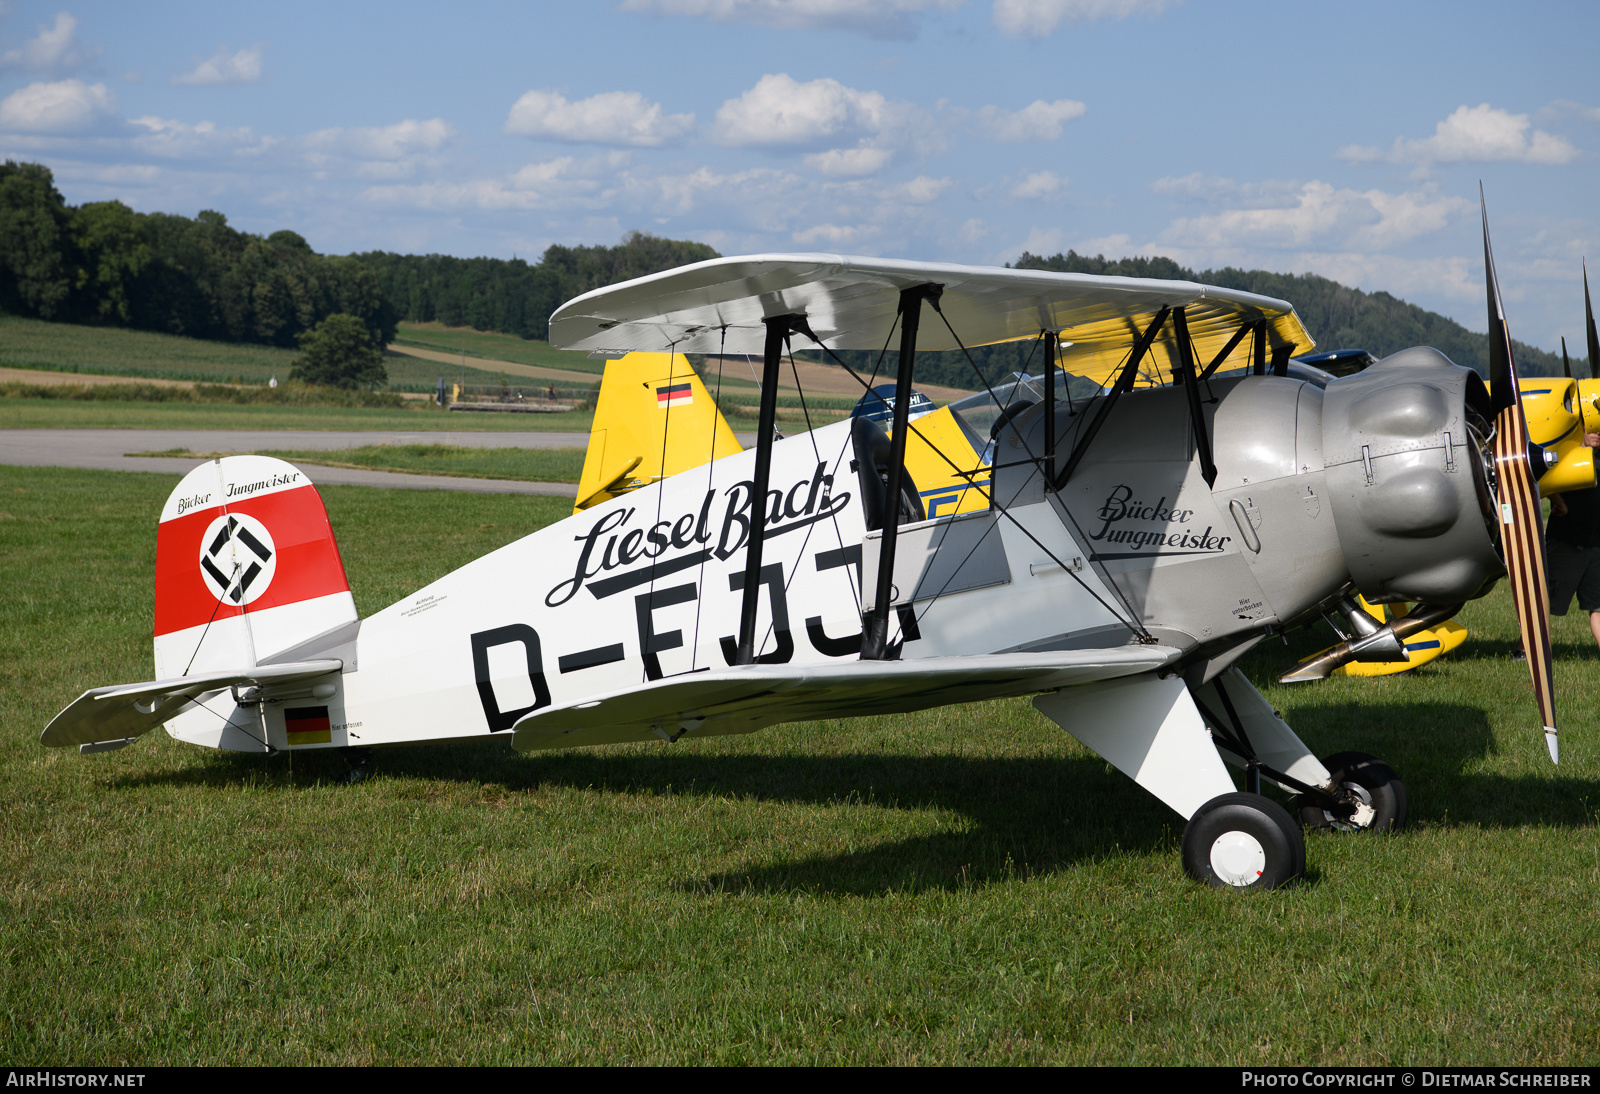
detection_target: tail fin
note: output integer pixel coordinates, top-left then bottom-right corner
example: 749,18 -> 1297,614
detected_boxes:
575,352 -> 742,512
155,456 -> 356,683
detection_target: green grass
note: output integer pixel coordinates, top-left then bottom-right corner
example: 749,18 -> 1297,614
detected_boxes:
0,397 -> 594,433
0,314 -> 301,384
395,321 -> 604,376
130,444 -> 588,484
0,314 -> 593,394
1,465 -> 1597,1064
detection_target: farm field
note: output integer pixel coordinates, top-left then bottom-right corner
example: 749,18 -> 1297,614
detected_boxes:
1,464 -> 1597,1065
0,314 -> 576,394
0,316 -> 958,437
394,321 -> 608,378
0,398 -> 598,433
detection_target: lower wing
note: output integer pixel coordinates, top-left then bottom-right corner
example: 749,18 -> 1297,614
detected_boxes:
512,647 -> 1182,751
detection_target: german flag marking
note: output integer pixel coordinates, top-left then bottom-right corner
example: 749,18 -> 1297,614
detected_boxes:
285,705 -> 332,746
656,383 -> 693,409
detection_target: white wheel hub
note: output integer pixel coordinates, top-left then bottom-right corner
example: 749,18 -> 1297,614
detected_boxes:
1209,831 -> 1266,886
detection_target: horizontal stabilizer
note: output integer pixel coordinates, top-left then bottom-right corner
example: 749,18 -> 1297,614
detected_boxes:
511,647 -> 1180,752
42,659 -> 342,750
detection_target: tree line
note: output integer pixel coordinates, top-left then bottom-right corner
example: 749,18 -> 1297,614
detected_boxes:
350,232 -> 720,341
0,160 -> 396,350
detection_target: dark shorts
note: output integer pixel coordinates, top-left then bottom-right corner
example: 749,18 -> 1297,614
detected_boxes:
1547,539 -> 1600,615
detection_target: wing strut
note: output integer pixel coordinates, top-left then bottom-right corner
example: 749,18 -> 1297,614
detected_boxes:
1054,306 -> 1170,489
1197,320 -> 1255,382
1043,330 -> 1058,488
862,283 -> 942,661
1172,308 -> 1218,488
736,314 -> 804,664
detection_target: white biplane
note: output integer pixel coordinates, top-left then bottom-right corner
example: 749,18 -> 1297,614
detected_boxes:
44,202 -> 1558,890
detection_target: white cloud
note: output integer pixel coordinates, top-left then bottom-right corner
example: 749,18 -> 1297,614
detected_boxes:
886,175 -> 951,204
993,0 -> 1171,37
306,118 -> 455,160
505,89 -> 693,147
0,12 -> 97,74
714,73 -> 889,146
803,145 -> 893,176
793,222 -> 876,246
173,45 -> 264,86
973,98 -> 1085,141
619,0 -> 962,41
1339,104 -> 1578,167
128,115 -> 275,158
1011,170 -> 1066,199
0,78 -> 115,133
1152,172 -> 1233,197
364,155 -> 616,211
1159,180 -> 1473,254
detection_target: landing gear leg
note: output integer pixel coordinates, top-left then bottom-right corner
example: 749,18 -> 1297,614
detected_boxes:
1298,751 -> 1406,832
341,747 -> 372,785
1182,792 -> 1306,889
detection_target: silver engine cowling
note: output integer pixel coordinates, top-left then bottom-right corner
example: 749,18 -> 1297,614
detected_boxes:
1319,347 -> 1501,604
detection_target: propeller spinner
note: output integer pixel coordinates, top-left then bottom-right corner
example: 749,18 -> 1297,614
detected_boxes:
1482,190 -> 1559,763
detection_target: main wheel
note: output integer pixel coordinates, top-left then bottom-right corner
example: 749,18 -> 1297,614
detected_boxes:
1181,792 -> 1305,890
1298,751 -> 1407,832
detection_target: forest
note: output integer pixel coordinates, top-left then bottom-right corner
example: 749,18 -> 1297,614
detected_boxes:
351,233 -> 719,341
0,161 -> 394,349
1,158 -> 1580,390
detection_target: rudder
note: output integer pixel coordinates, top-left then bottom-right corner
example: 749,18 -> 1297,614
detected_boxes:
155,456 -> 356,682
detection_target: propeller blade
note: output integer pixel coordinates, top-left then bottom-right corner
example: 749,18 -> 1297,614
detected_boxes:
1586,259 -> 1599,381
1562,336 -> 1572,379
1483,189 -> 1558,763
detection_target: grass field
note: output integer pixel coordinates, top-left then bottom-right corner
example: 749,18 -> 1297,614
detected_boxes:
0,398 -> 597,433
0,315 -> 302,385
2,465 -> 1597,1065
131,444 -> 589,484
395,321 -> 605,377
0,315 -> 598,394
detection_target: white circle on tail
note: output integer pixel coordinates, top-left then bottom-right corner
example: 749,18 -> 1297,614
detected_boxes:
197,512 -> 277,606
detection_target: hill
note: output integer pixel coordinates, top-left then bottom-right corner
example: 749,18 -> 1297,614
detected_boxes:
1017,250 -> 1575,379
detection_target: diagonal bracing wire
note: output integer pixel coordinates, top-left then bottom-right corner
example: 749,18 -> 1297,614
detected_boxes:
795,319 -> 1150,640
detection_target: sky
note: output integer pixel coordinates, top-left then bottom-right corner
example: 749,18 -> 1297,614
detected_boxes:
0,0 -> 1595,353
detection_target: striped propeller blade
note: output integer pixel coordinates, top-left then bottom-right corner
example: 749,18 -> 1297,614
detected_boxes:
1484,190 -> 1558,763
1586,259 -> 1598,381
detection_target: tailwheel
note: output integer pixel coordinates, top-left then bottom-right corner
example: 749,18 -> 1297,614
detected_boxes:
1181,792 -> 1305,890
1298,751 -> 1407,832
341,747 -> 372,786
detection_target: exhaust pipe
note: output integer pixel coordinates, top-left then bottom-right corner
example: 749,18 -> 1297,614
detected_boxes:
1280,602 -> 1463,683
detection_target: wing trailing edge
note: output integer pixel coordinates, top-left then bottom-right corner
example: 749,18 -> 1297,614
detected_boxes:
511,647 -> 1182,752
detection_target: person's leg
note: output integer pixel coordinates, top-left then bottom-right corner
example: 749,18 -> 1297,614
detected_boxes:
1589,611 -> 1600,651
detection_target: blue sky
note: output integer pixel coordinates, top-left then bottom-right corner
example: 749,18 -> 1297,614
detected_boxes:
1,0 -> 1595,353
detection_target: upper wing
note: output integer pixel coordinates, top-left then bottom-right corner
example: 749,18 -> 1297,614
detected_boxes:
42,659 -> 343,751
511,647 -> 1181,752
546,253 -> 1311,386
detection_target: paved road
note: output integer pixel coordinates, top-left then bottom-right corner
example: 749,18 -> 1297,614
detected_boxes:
0,429 -> 592,497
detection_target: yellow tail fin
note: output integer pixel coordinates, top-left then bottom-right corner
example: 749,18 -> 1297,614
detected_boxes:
575,353 -> 743,512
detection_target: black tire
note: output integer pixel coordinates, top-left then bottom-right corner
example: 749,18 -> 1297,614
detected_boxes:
1298,751 -> 1407,832
1181,792 -> 1305,890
